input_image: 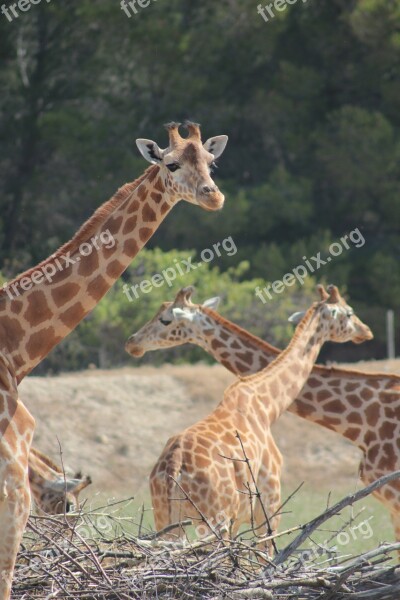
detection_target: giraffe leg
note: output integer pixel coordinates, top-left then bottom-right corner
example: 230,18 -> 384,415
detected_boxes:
253,446 -> 283,558
0,398 -> 34,600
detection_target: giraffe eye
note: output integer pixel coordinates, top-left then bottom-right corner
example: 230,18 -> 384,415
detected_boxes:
346,309 -> 354,318
209,161 -> 217,173
166,163 -> 180,172
159,318 -> 172,326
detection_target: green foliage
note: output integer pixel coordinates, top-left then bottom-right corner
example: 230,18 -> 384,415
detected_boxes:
36,249 -> 318,373
1,0 -> 398,368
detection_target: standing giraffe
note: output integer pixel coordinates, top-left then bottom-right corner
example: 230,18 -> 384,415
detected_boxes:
129,285 -> 373,546
126,287 -> 400,541
28,447 -> 91,515
0,121 -> 228,599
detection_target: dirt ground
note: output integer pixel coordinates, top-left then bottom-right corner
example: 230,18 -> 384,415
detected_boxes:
19,359 -> 400,501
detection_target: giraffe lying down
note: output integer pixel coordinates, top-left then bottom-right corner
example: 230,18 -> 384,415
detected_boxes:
127,285 -> 373,551
28,447 -> 91,515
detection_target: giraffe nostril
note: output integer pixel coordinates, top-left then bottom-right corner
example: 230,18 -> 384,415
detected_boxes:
201,185 -> 215,195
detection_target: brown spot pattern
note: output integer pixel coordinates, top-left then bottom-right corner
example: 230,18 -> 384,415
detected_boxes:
365,403 -> 380,427
87,275 -> 109,300
51,283 -> 80,307
78,250 -> 99,276
106,260 -> 124,279
105,215 -> 123,236
379,421 -> 397,440
139,227 -> 153,242
128,199 -> 141,213
60,302 -> 86,328
307,378 -> 321,388
122,216 -> 138,235
154,178 -> 165,193
26,327 -> 60,360
142,204 -> 157,222
1,316 -> 25,352
150,192 -> 162,205
10,300 -> 23,315
123,239 -> 139,257
23,291 -> 53,327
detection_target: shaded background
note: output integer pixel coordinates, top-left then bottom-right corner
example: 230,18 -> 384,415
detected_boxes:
0,0 -> 399,372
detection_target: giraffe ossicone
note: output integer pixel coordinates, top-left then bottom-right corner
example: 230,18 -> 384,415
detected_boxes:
0,121 -> 228,600
136,285 -> 372,550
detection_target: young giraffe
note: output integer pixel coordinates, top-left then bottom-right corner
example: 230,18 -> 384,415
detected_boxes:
0,121 -> 228,599
28,447 -> 91,515
131,285 -> 372,545
127,287 -> 400,542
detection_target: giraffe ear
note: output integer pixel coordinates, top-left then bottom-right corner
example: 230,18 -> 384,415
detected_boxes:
203,135 -> 228,159
136,139 -> 164,164
172,307 -> 196,322
288,311 -> 306,324
202,297 -> 221,310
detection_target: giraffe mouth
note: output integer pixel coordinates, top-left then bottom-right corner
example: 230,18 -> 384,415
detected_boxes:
125,341 -> 145,357
198,192 -> 225,211
353,329 -> 374,344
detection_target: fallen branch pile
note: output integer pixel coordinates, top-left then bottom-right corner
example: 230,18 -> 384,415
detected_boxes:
14,471 -> 400,599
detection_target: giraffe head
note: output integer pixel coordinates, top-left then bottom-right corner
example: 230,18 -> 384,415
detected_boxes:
136,122 -> 228,211
125,286 -> 220,357
29,448 -> 92,515
289,284 -> 373,345
32,473 -> 92,515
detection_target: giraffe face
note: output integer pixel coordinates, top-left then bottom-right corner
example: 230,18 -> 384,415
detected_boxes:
321,302 -> 373,344
316,285 -> 373,344
34,474 -> 92,515
125,286 -> 220,357
136,122 -> 228,211
125,302 -> 196,356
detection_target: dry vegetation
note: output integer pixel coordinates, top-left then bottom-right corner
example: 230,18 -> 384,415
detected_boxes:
16,359 -> 400,598
15,472 -> 400,599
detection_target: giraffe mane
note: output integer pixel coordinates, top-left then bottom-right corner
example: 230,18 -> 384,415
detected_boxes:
0,164 -> 159,298
202,307 -> 280,354
203,307 -> 400,384
30,447 -> 63,475
230,304 -> 318,386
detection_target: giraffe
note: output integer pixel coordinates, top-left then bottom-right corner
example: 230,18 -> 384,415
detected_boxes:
28,447 -> 91,515
0,121 -> 228,599
137,285 -> 373,547
126,287 -> 400,542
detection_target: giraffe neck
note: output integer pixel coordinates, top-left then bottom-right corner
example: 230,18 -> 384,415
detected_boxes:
1,165 -> 175,381
193,308 -> 400,451
193,308 -> 276,374
245,306 -> 326,419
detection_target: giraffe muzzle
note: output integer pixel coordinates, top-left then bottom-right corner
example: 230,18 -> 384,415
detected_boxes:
198,188 -> 225,211
125,338 -> 145,357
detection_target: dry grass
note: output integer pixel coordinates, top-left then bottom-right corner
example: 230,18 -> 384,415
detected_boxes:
21,360 -> 396,498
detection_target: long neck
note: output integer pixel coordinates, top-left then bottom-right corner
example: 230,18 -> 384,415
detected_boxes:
194,308 -> 400,451
1,165 -> 175,381
247,307 -> 326,419
193,308 -> 277,374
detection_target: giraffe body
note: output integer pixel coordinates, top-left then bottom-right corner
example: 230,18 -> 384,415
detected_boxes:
0,122 -> 228,599
142,286 -> 373,545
